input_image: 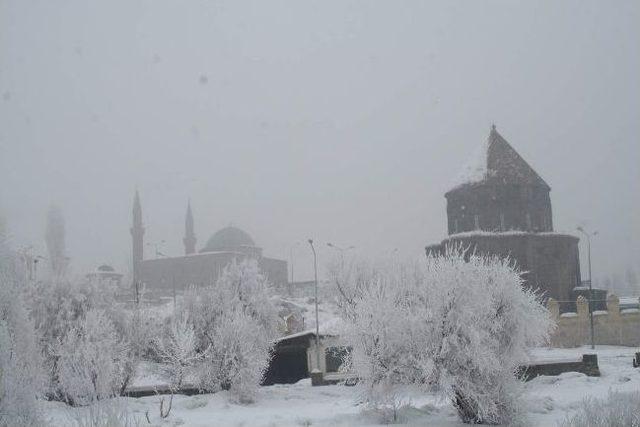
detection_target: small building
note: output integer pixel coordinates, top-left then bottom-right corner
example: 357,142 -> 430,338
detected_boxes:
263,331 -> 351,385
86,264 -> 124,286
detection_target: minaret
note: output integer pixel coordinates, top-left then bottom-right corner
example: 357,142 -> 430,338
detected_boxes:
183,200 -> 196,255
130,190 -> 144,287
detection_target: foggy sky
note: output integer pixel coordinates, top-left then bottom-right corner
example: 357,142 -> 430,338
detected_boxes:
1,0 -> 638,283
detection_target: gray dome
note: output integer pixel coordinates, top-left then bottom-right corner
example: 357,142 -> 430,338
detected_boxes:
97,264 -> 115,272
201,226 -> 255,253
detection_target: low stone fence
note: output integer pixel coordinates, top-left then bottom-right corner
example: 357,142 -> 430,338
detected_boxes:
123,384 -> 200,398
547,295 -> 640,347
518,354 -> 600,380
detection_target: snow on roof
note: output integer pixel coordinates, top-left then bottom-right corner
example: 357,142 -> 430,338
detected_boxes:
274,329 -> 337,344
449,130 -> 492,190
619,296 -> 640,305
443,230 -> 578,240
560,312 -> 578,318
448,126 -> 550,193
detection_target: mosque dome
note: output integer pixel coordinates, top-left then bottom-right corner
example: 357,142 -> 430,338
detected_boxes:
97,264 -> 115,272
200,226 -> 256,253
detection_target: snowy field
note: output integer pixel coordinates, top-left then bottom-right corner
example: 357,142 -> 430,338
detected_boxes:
45,345 -> 640,427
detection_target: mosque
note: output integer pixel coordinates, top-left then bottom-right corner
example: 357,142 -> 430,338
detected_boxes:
426,126 -> 582,304
130,192 -> 288,296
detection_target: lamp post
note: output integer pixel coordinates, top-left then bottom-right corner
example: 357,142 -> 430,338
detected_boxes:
326,242 -> 355,254
326,243 -> 354,270
289,242 -> 301,283
308,239 -> 321,374
577,226 -> 598,350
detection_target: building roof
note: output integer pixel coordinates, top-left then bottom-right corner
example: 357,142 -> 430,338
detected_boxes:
448,125 -> 550,194
201,226 -> 256,253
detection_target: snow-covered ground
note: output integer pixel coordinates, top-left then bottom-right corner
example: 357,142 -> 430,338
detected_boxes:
45,345 -> 640,426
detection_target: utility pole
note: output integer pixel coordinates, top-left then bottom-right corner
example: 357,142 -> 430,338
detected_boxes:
577,226 -> 598,350
308,239 -> 320,373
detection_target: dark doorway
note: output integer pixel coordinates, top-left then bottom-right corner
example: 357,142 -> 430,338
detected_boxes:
263,347 -> 309,385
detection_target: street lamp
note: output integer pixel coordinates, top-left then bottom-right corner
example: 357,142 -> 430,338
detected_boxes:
308,239 -> 321,374
326,243 -> 355,271
326,242 -> 355,253
577,226 -> 598,350
289,242 -> 302,283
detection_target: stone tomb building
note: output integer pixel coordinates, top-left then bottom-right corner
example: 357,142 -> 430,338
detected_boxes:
130,192 -> 287,297
426,126 -> 581,303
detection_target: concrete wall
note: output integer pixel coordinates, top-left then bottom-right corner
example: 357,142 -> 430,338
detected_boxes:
548,295 -> 640,347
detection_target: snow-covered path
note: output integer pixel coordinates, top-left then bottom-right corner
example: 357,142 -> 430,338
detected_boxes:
45,346 -> 640,426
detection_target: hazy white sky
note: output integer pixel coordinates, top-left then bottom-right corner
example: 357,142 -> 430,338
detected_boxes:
1,0 -> 638,283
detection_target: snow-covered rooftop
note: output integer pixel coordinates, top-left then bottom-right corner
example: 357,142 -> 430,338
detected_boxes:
443,230 -> 578,240
448,125 -> 550,193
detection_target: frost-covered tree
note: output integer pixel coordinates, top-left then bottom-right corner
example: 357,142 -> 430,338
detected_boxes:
196,307 -> 272,402
154,314 -> 203,390
180,259 -> 279,402
26,273 -> 137,403
45,204 -> 67,279
0,229 -> 45,426
337,247 -> 552,425
53,308 -> 130,406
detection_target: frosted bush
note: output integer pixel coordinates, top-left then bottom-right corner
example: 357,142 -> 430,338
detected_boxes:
180,259 -> 279,402
0,233 -> 45,427
54,309 -> 130,405
68,400 -> 142,427
335,246 -> 552,425
154,314 -> 203,389
559,391 -> 640,427
25,263 -> 139,402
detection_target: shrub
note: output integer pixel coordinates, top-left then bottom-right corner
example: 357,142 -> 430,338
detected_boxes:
0,233 -> 45,426
53,309 -> 130,405
180,259 -> 280,402
335,246 -> 552,425
559,391 -> 640,427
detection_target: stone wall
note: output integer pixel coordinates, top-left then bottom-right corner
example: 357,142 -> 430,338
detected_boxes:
518,354 -> 600,380
427,232 -> 581,302
446,183 -> 553,234
548,295 -> 640,347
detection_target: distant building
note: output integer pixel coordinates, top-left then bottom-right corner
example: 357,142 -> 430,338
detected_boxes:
426,126 -> 581,304
130,192 -> 287,296
86,264 -> 124,286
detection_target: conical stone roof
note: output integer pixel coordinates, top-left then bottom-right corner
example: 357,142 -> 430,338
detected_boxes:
448,126 -> 550,194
